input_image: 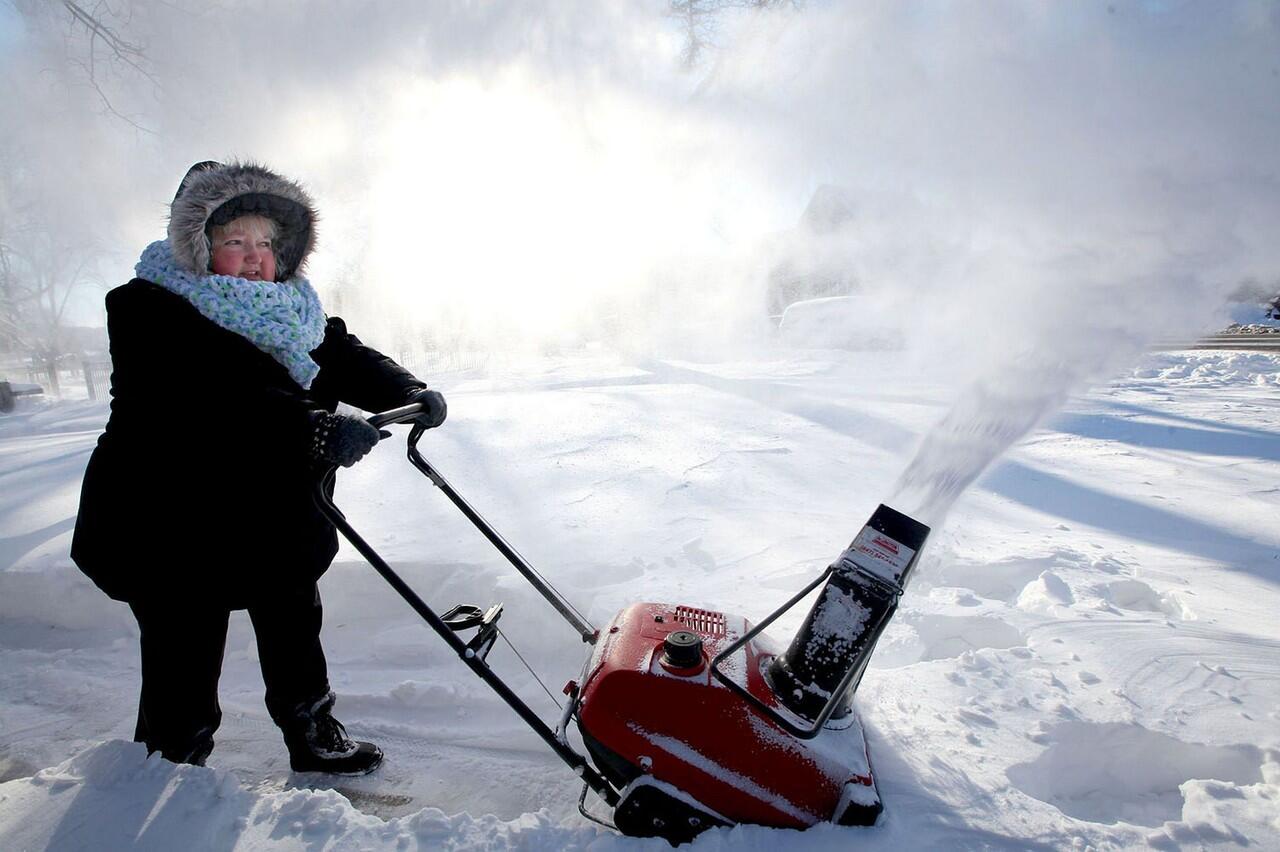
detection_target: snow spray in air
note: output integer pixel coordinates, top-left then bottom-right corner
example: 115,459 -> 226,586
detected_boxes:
887,357 -> 1082,528
890,301 -> 1152,532
764,356 -> 1101,716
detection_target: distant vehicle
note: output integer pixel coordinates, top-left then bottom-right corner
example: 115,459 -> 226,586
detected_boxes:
0,380 -> 44,413
764,185 -> 860,318
777,296 -> 904,351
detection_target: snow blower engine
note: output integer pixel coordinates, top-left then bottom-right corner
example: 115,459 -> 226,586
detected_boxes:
315,404 -> 931,845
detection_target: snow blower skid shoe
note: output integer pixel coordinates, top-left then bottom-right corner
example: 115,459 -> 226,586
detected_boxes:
314,404 -> 929,845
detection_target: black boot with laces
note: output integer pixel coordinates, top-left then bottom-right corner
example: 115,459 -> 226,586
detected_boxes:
283,693 -> 383,775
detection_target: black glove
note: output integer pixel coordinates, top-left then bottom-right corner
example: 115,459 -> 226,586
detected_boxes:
309,411 -> 389,467
405,387 -> 447,429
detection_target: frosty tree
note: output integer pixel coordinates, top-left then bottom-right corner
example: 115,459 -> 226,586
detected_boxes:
668,0 -> 801,68
6,0 -> 162,132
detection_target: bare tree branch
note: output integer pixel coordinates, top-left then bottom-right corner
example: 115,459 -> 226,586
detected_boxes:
6,0 -> 160,132
0,208 -> 98,364
669,0 -> 801,70
62,0 -> 155,83
68,53 -> 156,133
63,0 -> 159,132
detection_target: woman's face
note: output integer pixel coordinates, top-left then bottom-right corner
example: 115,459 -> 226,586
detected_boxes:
210,217 -> 277,282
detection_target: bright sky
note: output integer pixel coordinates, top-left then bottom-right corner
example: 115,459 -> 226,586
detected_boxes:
0,5 -> 22,56
3,2 -> 1278,360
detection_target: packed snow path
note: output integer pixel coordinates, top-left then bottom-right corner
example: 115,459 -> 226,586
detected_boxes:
1,350 -> 1278,850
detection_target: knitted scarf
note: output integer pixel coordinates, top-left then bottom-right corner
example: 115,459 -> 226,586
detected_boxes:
135,240 -> 328,388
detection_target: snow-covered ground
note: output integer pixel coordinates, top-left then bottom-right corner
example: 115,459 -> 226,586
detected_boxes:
1,348 -> 1278,851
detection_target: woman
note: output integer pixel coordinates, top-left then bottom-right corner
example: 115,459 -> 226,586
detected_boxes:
72,160 -> 446,774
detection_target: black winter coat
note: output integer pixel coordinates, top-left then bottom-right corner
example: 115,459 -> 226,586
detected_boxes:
71,279 -> 425,608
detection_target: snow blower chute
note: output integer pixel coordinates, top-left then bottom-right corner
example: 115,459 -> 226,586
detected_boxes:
315,404 -> 930,845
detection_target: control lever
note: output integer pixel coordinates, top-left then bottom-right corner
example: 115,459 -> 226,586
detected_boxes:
441,603 -> 505,662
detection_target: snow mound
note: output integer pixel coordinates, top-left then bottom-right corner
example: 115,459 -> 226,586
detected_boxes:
1147,756 -> 1280,850
1094,578 -> 1193,620
0,560 -> 134,633
0,741 -> 602,851
1015,571 -> 1075,614
1007,722 -> 1267,828
1123,352 -> 1280,388
923,549 -> 1101,604
883,613 -> 1026,665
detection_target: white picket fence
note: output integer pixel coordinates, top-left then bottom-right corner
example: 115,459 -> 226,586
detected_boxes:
393,349 -> 492,379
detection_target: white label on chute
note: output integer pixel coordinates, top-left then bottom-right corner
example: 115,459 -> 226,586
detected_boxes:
842,526 -> 915,584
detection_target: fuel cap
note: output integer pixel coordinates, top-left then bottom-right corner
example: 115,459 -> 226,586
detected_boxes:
662,630 -> 704,669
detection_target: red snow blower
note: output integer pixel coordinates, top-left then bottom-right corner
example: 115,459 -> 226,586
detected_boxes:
315,403 -> 930,845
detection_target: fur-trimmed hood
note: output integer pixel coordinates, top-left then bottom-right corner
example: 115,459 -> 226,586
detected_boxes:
168,161 -> 318,281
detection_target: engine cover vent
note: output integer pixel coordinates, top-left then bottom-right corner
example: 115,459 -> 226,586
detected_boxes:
674,606 -> 727,636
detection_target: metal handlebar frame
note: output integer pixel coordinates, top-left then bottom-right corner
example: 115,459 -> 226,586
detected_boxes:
365,403 -> 596,642
707,566 -> 834,739
311,402 -> 617,806
708,560 -> 903,740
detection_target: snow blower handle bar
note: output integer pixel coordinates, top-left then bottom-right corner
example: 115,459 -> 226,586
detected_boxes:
355,401 -> 598,643
367,402 -> 429,429
392,423 -> 599,645
311,409 -> 619,808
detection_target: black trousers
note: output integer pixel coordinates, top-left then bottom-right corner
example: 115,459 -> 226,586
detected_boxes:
129,584 -> 330,763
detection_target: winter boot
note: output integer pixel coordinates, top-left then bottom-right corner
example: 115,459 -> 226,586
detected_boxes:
283,693 -> 383,775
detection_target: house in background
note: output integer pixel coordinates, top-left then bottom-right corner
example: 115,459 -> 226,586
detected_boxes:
763,185 -> 860,318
